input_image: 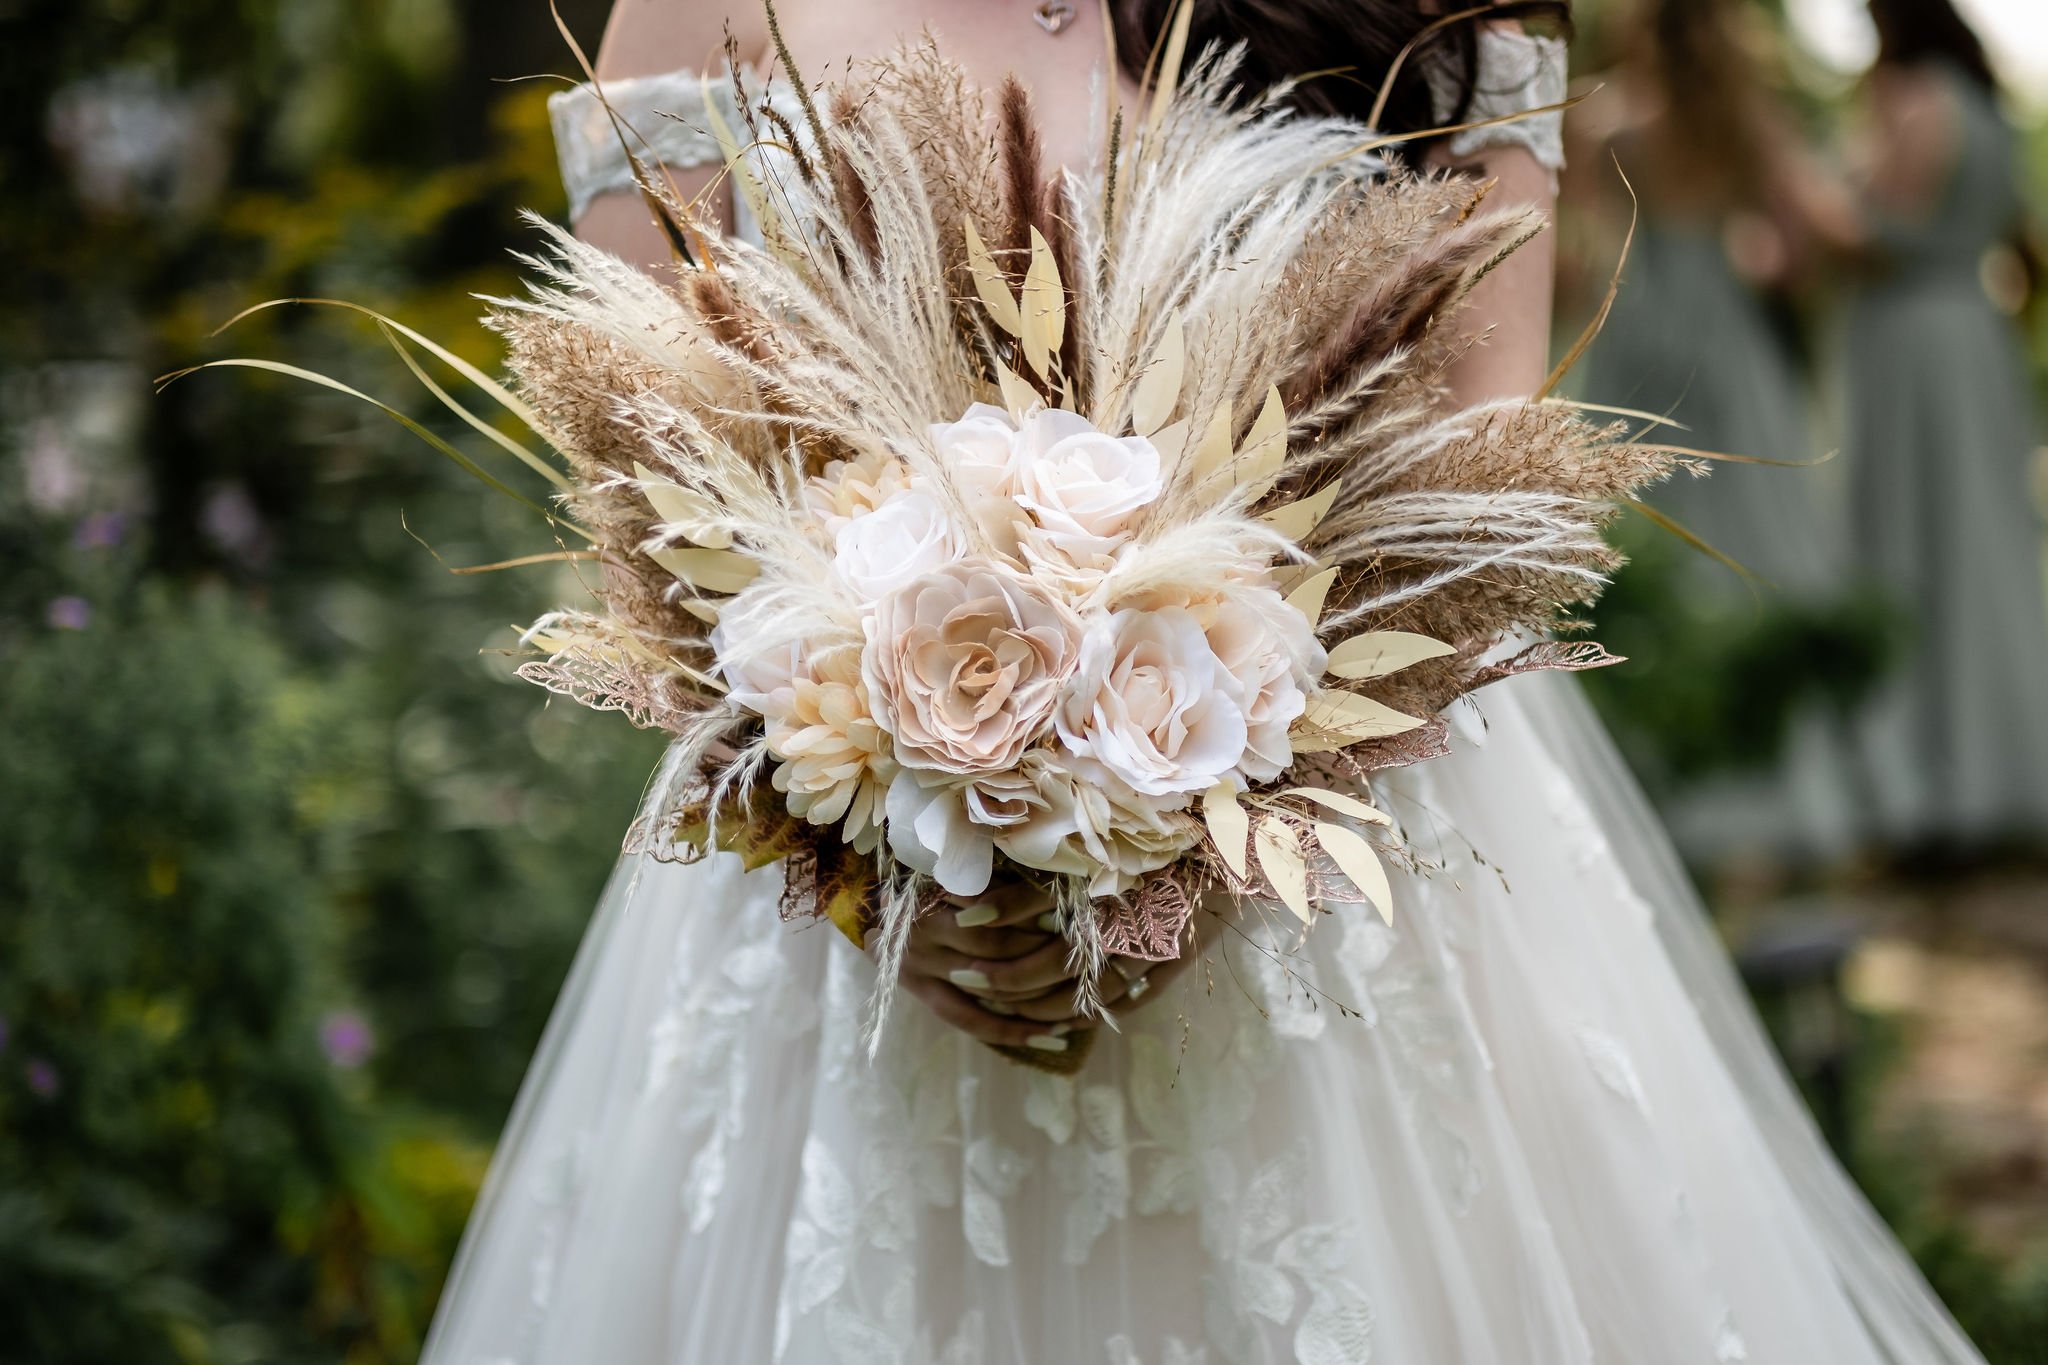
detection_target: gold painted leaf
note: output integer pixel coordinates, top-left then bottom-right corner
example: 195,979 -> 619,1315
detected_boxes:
1236,387 -> 1288,498
1147,417 -> 1192,474
1283,566 -> 1338,626
963,217 -> 1022,336
995,361 -> 1041,418
1324,631 -> 1458,680
1295,689 -> 1426,741
1202,782 -> 1250,880
1188,400 -> 1236,484
633,461 -> 732,548
647,545 -> 760,594
1313,821 -> 1395,926
1253,818 -> 1315,925
1275,787 -> 1391,825
1019,226 -> 1065,380
1258,481 -> 1341,543
1131,313 -> 1185,437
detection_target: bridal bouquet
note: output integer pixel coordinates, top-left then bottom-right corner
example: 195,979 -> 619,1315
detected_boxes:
225,29 -> 1677,1068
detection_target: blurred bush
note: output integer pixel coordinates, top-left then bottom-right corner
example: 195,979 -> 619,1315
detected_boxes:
2,1 -> 644,1359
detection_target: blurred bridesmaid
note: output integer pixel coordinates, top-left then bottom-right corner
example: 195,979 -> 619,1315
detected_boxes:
1570,0 -> 1865,864
1845,0 -> 2048,850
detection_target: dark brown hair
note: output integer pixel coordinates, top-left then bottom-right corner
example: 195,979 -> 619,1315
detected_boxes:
1867,0 -> 1999,91
1641,0 -> 1776,202
1110,1 -> 1572,155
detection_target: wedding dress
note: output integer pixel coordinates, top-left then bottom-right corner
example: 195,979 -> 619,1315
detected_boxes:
420,36 -> 1985,1365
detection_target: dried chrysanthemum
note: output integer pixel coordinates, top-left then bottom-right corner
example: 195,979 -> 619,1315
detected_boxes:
765,643 -> 895,850
803,447 -> 915,537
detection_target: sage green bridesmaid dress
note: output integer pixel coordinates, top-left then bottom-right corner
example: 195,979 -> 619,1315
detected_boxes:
1845,64 -> 2048,848
1577,150 -> 1860,864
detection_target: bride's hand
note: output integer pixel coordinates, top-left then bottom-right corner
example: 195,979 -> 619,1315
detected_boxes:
886,882 -> 1081,1051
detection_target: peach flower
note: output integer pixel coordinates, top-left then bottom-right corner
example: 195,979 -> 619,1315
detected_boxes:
863,558 -> 1080,777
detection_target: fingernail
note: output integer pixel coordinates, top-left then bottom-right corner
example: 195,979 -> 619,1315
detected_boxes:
954,903 -> 1000,928
1051,1022 -> 1074,1037
984,1000 -> 1018,1016
1036,912 -> 1061,932
948,968 -> 992,991
1026,1033 -> 1069,1053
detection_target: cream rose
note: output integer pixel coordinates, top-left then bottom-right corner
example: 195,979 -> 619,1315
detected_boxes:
1013,409 -> 1162,572
1055,606 -> 1249,798
833,489 -> 963,605
928,402 -> 1023,499
1201,590 -> 1327,782
863,558 -> 1080,777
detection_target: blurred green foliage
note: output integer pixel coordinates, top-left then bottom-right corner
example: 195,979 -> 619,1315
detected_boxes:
1,0 -> 643,1359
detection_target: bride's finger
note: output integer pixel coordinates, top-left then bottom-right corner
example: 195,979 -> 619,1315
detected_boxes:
939,883 -> 1057,930
919,909 -> 1054,962
904,935 -> 1076,998
900,973 -> 1070,1051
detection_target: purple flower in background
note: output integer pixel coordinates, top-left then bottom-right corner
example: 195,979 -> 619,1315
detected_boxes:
72,511 -> 129,550
46,596 -> 91,630
319,1009 -> 374,1069
25,1058 -> 59,1099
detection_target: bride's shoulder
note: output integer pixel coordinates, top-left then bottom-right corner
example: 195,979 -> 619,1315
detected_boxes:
594,2 -> 771,83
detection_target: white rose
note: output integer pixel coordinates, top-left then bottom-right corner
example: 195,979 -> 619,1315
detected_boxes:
882,762 -> 1056,896
1055,607 -> 1249,798
995,755 -> 1199,896
833,489 -> 963,605
1201,590 -> 1327,782
1013,409 -> 1162,571
709,580 -> 802,715
928,402 -> 1024,499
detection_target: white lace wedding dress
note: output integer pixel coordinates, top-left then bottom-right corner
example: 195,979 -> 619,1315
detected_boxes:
419,48 -> 1986,1365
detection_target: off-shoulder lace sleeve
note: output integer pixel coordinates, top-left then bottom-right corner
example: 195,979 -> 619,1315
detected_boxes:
549,71 -> 741,221
1428,27 -> 1568,179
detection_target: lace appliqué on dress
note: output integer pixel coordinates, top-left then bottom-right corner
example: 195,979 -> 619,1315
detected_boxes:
548,72 -> 741,221
1427,28 -> 1567,178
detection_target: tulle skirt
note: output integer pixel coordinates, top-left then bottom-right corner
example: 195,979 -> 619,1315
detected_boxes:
420,676 -> 1980,1365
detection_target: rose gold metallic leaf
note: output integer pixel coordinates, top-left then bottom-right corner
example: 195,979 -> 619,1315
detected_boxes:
1253,817 -> 1314,924
1314,820 -> 1394,925
1131,313 -> 1185,437
1323,631 -> 1458,680
1463,639 -> 1624,690
1203,781 -> 1250,880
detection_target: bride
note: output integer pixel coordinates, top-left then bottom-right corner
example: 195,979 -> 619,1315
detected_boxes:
423,3 -> 1986,1362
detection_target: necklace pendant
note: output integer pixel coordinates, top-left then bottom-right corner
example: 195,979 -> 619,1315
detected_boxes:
1033,1 -> 1076,35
